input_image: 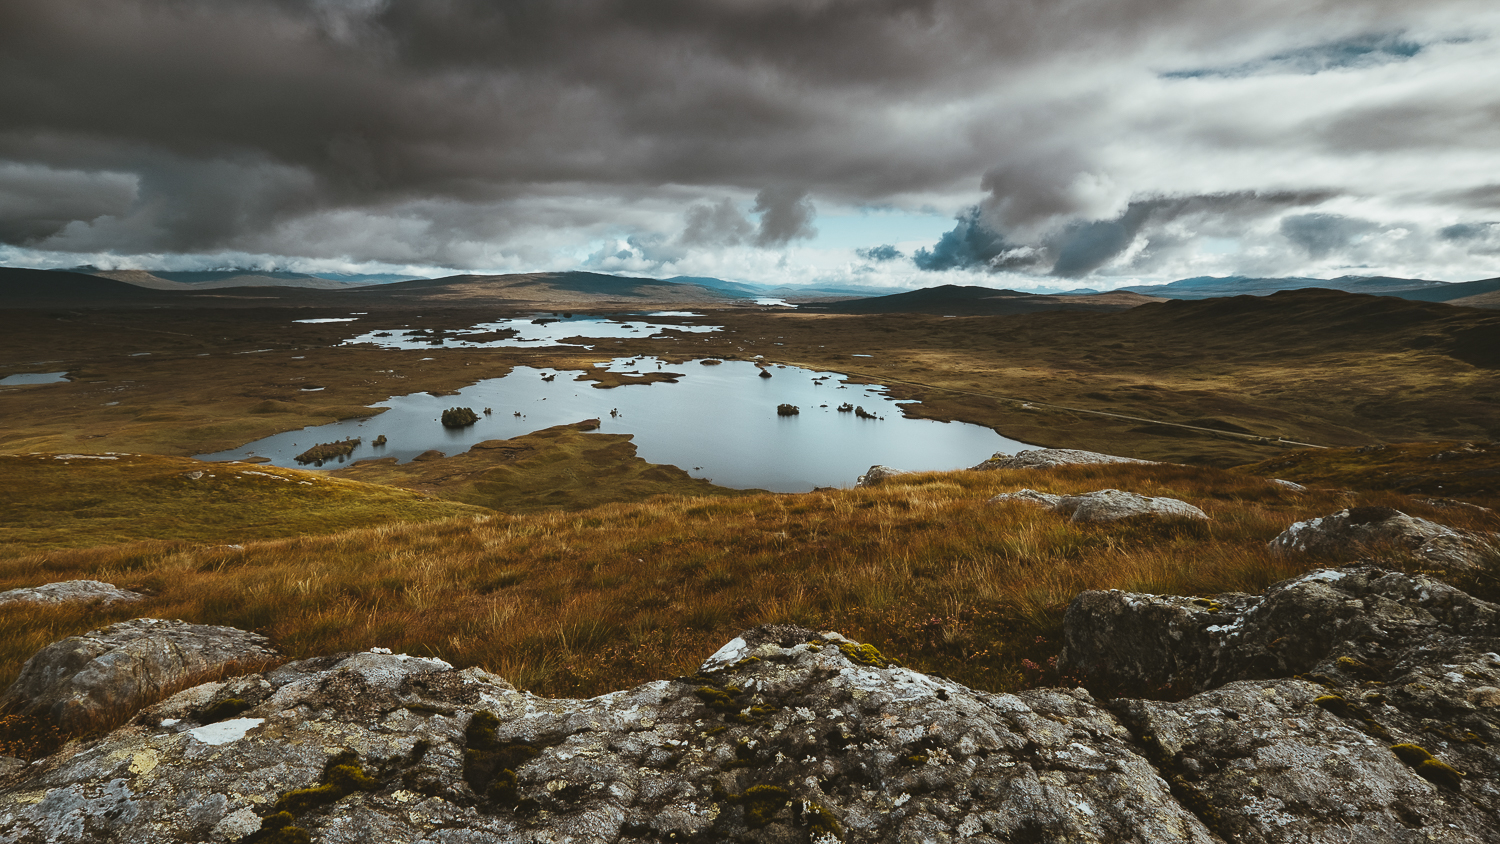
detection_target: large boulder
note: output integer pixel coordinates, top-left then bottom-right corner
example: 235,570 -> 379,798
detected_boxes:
854,465 -> 907,487
1269,506 -> 1498,570
0,618 -> 277,731
0,630 -> 1217,844
1062,566 -> 1500,838
971,448 -> 1152,471
989,488 -> 1209,522
0,581 -> 143,607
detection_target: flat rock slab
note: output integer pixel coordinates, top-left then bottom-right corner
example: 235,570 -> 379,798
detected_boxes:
0,581 -> 144,607
989,488 -> 1209,522
1269,505 -> 1498,570
0,618 -> 277,731
971,448 -> 1153,471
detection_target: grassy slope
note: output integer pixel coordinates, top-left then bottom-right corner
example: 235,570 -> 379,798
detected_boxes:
330,421 -> 755,512
704,290 -> 1500,466
7,459 -> 1494,710
1237,440 -> 1500,508
0,453 -> 488,554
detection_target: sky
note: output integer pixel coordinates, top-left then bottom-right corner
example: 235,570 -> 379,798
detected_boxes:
2,0 -> 1499,291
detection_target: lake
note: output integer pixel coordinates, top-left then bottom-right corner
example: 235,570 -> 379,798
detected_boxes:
197,358 -> 1029,492
0,372 -> 68,386
341,315 -> 720,350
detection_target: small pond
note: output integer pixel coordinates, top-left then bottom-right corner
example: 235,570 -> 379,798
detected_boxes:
0,371 -> 68,386
342,315 -> 720,350
197,358 -> 1027,492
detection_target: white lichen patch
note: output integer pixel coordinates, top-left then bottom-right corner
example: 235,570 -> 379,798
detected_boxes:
188,718 -> 264,746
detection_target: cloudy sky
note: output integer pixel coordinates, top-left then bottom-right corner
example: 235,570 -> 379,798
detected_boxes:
2,0 -> 1498,290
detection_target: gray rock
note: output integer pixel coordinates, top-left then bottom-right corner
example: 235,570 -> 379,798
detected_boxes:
1269,505 -> 1499,570
1064,566 -> 1500,840
0,757 -> 24,778
0,580 -> 144,607
0,634 -> 1216,844
1055,489 -> 1209,523
970,448 -> 1153,471
0,618 -> 278,731
854,465 -> 906,487
1269,478 -> 1306,491
985,488 -> 1062,507
987,488 -> 1208,522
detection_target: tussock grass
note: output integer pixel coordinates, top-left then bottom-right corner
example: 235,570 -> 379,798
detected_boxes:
5,460 -> 1477,710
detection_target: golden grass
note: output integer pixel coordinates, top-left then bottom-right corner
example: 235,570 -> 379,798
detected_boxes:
0,453 -> 488,554
6,460 -> 1482,713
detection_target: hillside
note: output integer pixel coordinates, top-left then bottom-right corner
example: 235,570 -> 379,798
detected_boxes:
351,271 -> 746,306
1121,273 -> 1500,307
0,452 -> 486,554
0,267 -> 179,307
803,284 -> 1161,315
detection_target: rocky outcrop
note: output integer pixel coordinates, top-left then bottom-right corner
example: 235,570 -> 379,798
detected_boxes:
1062,565 -> 1500,839
971,448 -> 1152,471
1270,505 -> 1499,570
854,465 -> 906,487
0,581 -> 143,607
0,619 -> 277,731
6,570 -> 1500,842
0,629 -> 1217,844
989,488 -> 1209,522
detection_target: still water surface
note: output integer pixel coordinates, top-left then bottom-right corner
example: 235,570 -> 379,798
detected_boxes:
342,315 -> 719,350
197,358 -> 1027,492
0,371 -> 68,385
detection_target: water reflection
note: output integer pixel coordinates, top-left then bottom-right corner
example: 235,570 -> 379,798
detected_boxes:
342,315 -> 720,350
197,358 -> 1027,492
0,371 -> 68,386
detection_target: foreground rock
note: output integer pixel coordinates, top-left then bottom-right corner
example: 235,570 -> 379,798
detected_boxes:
0,580 -> 143,607
6,568 -> 1500,842
1269,505 -> 1499,570
0,629 -> 1216,844
990,488 -> 1209,522
970,448 -> 1152,471
854,465 -> 907,487
0,618 -> 277,731
1063,565 -> 1500,840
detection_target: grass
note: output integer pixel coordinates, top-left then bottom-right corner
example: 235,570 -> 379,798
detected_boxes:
0,453 -> 487,554
329,420 -> 753,512
1237,440 -> 1500,508
7,459 -> 1489,729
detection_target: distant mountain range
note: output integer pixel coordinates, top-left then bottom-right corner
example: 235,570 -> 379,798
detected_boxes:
2,265 -> 1497,311
1115,274 -> 1500,308
78,268 -> 422,290
800,284 -> 1163,315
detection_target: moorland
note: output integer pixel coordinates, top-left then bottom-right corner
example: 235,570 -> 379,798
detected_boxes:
1,267 -> 1498,755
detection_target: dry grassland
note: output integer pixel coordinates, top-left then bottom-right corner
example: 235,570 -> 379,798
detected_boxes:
7,460 -> 1492,719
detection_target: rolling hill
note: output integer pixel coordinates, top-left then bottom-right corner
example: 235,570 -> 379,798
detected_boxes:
802,284 -> 1163,315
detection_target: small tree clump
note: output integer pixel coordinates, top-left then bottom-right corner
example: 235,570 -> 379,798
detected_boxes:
295,438 -> 361,465
442,407 -> 480,428
777,404 -> 800,416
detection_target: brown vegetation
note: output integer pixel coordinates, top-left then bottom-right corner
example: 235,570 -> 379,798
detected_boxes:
294,437 -> 361,464
6,460 -> 1487,713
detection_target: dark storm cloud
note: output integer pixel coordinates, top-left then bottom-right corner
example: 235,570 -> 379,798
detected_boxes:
913,207 -> 1030,272
681,199 -> 754,248
0,0 -> 1484,274
1440,222 -> 1499,240
751,187 -> 818,247
919,191 -> 1342,277
857,245 -> 904,262
1279,213 -> 1380,258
